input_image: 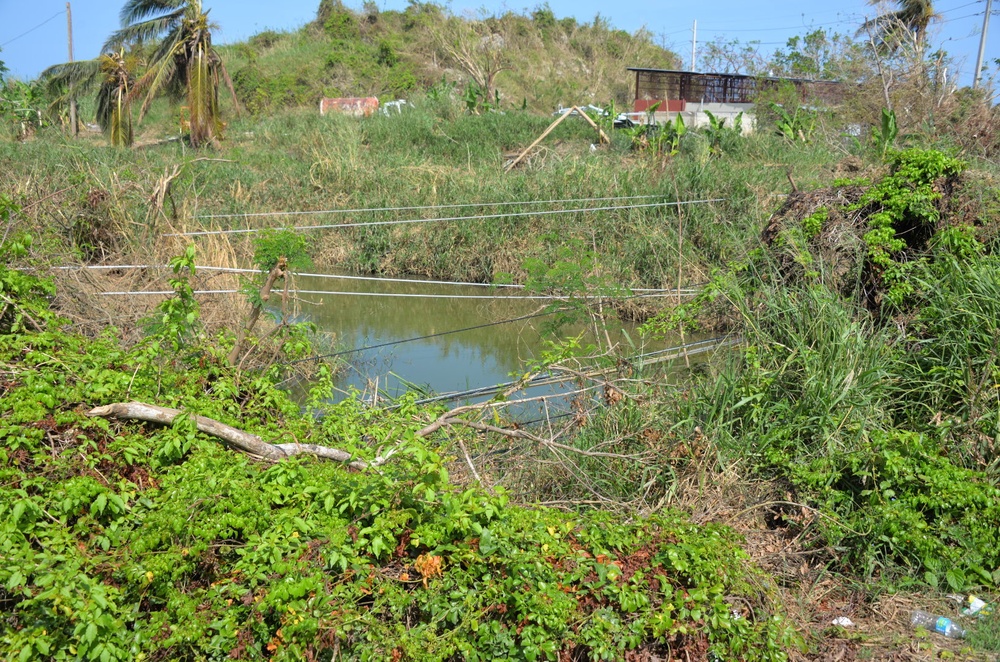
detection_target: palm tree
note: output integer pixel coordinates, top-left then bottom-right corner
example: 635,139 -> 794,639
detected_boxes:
859,0 -> 937,53
97,51 -> 138,147
104,0 -> 238,147
40,49 -> 138,147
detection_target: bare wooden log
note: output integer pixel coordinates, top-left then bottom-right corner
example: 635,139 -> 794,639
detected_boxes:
87,402 -> 370,469
504,107 -> 574,173
87,361 -> 628,472
504,106 -> 610,173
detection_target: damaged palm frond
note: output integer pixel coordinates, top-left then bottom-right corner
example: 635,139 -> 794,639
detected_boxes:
96,50 -> 138,147
105,0 -> 240,147
39,49 -> 139,146
38,59 -> 102,103
858,0 -> 938,53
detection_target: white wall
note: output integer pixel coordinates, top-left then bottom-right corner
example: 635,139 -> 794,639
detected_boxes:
628,102 -> 756,134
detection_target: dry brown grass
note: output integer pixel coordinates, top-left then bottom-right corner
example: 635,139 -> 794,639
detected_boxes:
49,227 -> 249,343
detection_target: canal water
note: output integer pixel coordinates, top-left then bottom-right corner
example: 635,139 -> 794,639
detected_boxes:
291,272 -> 709,415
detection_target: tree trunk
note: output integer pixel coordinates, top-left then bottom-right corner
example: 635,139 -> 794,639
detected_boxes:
228,257 -> 286,366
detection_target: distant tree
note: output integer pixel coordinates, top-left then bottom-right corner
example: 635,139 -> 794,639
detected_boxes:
435,16 -> 510,111
41,49 -> 139,147
700,38 -> 768,75
531,3 -> 557,32
769,30 -> 867,81
859,0 -> 937,53
104,0 -> 239,147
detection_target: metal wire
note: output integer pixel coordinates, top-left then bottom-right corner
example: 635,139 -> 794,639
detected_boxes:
98,288 -> 701,299
165,198 -> 727,237
51,264 -> 686,293
195,193 -> 676,220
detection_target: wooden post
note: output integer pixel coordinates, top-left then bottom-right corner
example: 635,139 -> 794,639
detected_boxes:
67,2 -> 78,136
504,106 -> 609,173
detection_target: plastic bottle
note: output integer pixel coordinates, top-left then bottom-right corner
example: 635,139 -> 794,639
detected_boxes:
910,610 -> 966,639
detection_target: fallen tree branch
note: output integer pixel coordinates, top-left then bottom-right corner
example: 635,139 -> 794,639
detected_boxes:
88,359 -> 629,472
87,402 -> 373,469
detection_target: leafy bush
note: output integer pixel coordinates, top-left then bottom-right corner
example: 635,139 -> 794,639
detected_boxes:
0,267 -> 798,661
0,196 -> 56,334
807,430 -> 1000,590
851,148 -> 966,307
231,65 -> 314,115
639,150 -> 1000,590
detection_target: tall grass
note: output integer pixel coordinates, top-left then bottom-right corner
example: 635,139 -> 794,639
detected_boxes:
1,100 -> 841,297
696,267 -> 898,470
898,253 -> 1000,470
545,215 -> 1000,588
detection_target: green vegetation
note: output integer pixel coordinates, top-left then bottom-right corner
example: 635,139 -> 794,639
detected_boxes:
220,2 -> 676,116
0,104 -> 834,292
0,237 -> 795,661
6,0 -> 1000,658
41,50 -> 139,147
633,148 -> 1000,594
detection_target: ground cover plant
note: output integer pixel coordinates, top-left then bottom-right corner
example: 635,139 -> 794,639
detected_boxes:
6,2 -> 1000,657
0,246 -> 798,661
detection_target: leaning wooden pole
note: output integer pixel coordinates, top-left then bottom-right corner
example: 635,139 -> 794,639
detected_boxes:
504,107 -> 575,172
504,106 -> 610,172
573,108 -> 611,145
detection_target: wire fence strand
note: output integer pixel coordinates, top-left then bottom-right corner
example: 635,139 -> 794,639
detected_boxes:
165,198 -> 727,237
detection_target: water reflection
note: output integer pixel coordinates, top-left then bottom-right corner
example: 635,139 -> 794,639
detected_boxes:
292,272 -> 702,412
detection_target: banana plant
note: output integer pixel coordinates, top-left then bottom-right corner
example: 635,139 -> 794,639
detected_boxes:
872,108 -> 899,156
704,109 -> 743,154
770,102 -> 816,143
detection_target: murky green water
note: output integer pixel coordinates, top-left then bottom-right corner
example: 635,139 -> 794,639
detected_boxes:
292,272 -> 711,413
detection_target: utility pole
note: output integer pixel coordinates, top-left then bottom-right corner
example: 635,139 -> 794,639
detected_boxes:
691,20 -> 697,72
67,2 -> 78,136
973,0 -> 993,89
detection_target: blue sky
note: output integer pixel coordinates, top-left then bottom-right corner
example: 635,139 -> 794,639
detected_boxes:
1,0 -> 996,86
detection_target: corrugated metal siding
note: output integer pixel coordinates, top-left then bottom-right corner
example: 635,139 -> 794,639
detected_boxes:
629,69 -> 842,106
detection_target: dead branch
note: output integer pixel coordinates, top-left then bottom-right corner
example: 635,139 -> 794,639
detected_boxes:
228,257 -> 286,366
150,164 -> 183,222
86,401 -> 373,469
436,19 -> 510,106
87,358 -> 643,476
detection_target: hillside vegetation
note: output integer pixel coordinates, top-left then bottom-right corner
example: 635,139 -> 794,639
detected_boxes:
224,1 -> 678,116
